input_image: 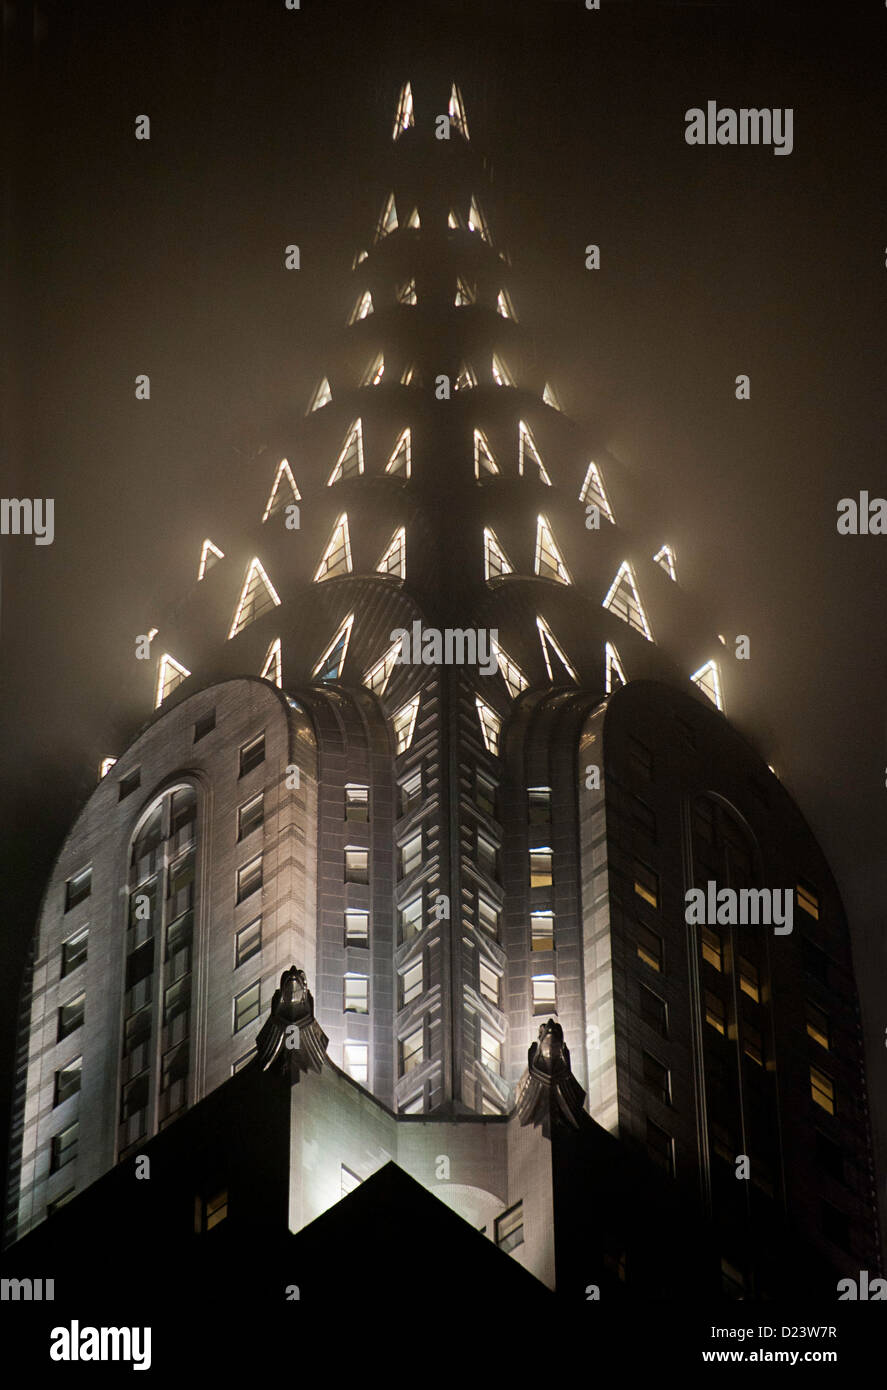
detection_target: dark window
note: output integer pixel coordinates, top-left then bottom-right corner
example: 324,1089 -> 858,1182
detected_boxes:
47,1189 -> 75,1217
527,787 -> 551,824
495,1201 -> 524,1254
399,770 -> 422,815
239,733 -> 265,777
125,939 -> 155,990
806,1001 -> 830,1050
803,940 -> 829,986
630,796 -> 656,840
170,787 -> 197,837
124,1006 -> 152,1055
235,918 -> 262,967
54,1058 -> 82,1107
120,1072 -> 149,1122
161,1041 -> 189,1091
742,1022 -> 764,1066
821,1201 -> 850,1250
636,923 -> 663,972
164,977 -> 192,1026
646,1119 -> 674,1175
475,772 -> 497,817
236,856 -> 263,903
345,785 -> 369,821
61,928 -> 88,978
64,867 -> 91,912
118,767 -> 141,801
57,996 -> 85,1042
628,737 -> 653,780
237,794 -> 264,841
642,1051 -> 670,1105
815,1130 -> 844,1183
50,1122 -> 79,1173
194,709 -> 216,742
639,985 -> 667,1037
165,910 -> 193,962
675,716 -> 696,749
234,982 -> 261,1032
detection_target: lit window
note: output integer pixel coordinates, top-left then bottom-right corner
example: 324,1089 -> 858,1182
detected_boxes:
363,639 -> 403,696
400,959 -> 423,1007
496,289 -> 516,320
491,353 -> 514,387
483,527 -> 513,580
344,1043 -> 368,1084
532,975 -> 557,1015
449,83 -> 469,139
518,421 -> 551,485
454,362 -> 477,392
642,1051 -> 670,1105
810,1066 -> 835,1114
260,638 -> 282,687
341,1165 -> 361,1197
653,544 -> 676,581
64,867 -> 92,912
345,784 -> 369,821
345,910 -> 369,946
327,420 -> 364,484
475,697 -> 502,755
480,1027 -> 501,1073
397,279 -> 417,305
534,515 -> 571,584
348,291 -> 374,325
344,974 -> 369,1014
474,429 -> 499,478
797,882 -> 820,920
392,694 -> 420,754
604,641 -> 626,694
400,1025 -> 424,1076
542,382 -> 562,411
646,1119 -> 674,1175
360,351 -> 385,387
455,276 -> 475,306
61,928 -> 88,978
495,1201 -> 524,1254
202,1190 -> 228,1231
633,860 -> 659,909
375,192 -> 398,239
235,918 -> 262,968
392,80 -> 414,138
308,377 -> 332,412
385,429 -> 411,479
468,195 -> 491,242
531,910 -> 555,951
314,514 -> 352,581
155,653 -> 191,706
399,895 -> 423,943
579,461 -> 614,521
234,982 -> 261,1033
399,831 -> 422,879
477,896 -> 499,938
701,926 -> 723,971
528,787 -> 551,824
602,561 -> 653,641
237,794 -> 264,841
639,985 -> 668,1037
50,1121 -> 79,1173
345,847 -> 369,884
376,525 -> 405,579
313,613 -> 354,681
537,615 -> 579,683
494,643 -> 528,698
738,957 -> 759,1002
691,660 -> 724,712
197,538 -> 224,580
636,924 -> 663,972
239,733 -> 265,777
54,1057 -> 82,1107
262,458 -> 300,522
227,558 -> 281,639
236,855 -> 263,904
57,995 -> 85,1042
529,848 -> 553,889
743,1023 -> 764,1066
806,1001 -> 830,1050
479,961 -> 500,1007
705,990 -> 726,1035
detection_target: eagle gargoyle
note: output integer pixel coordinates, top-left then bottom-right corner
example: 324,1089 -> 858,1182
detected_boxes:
515,1018 -> 587,1136
254,966 -> 329,1084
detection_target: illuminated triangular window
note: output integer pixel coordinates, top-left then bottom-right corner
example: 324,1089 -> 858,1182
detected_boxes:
349,291 -> 374,325
448,208 -> 465,230
691,660 -> 724,712
327,420 -> 364,485
401,362 -> 422,387
405,207 -> 420,229
455,278 -> 475,307
385,428 -> 411,478
468,197 -> 492,243
376,525 -> 405,580
449,83 -> 470,140
497,289 -> 516,321
397,279 -> 417,306
494,643 -> 528,698
475,697 -> 502,756
519,421 -> 552,485
653,544 -> 676,582
308,377 -> 332,413
393,81 -> 414,139
536,616 -> 579,683
198,538 -> 224,581
492,354 -> 514,387
352,249 -> 368,269
483,527 -> 513,580
313,613 -> 354,682
602,562 -> 653,641
543,382 -> 562,411
392,694 -> 420,754
263,458 -> 301,522
534,515 -> 572,584
454,362 -> 477,392
474,429 -> 499,478
228,558 -> 282,639
363,639 -> 403,696
579,461 -> 614,523
261,637 -> 282,688
605,642 -> 626,695
376,193 -> 398,241
155,653 -> 190,708
360,352 -> 385,387
314,514 -> 352,581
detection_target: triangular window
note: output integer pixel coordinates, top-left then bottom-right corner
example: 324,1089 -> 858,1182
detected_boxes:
536,616 -> 579,683
653,544 -> 676,582
313,613 -> 355,682
405,207 -> 420,229
519,421 -> 552,485
484,527 -> 513,580
197,538 -> 224,581
314,514 -> 352,581
155,653 -> 190,708
392,694 -> 420,754
491,354 -> 514,387
401,362 -> 422,387
360,352 -> 385,386
393,81 -> 414,139
385,428 -> 411,478
454,362 -> 477,392
455,278 -> 475,306
448,208 -> 465,230
496,289 -> 516,320
602,562 -> 653,641
308,377 -> 332,412
449,83 -> 470,140
352,249 -> 368,268
474,429 -> 499,478
494,643 -> 528,698
261,638 -> 282,688
468,196 -> 492,243
542,382 -> 562,411
376,193 -> 398,241
691,660 -> 723,711
363,639 -> 403,697
263,458 -> 300,522
534,515 -> 572,584
327,420 -> 365,485
376,525 -> 405,580
349,291 -> 374,325
228,558 -> 282,638
579,461 -> 614,523
475,697 -> 502,755
397,279 -> 417,306
605,641 -> 626,695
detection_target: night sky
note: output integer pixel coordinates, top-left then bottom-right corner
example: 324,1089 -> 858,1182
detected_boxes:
2,0 -> 885,1236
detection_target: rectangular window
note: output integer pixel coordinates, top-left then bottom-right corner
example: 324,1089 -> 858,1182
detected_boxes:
400,770 -> 423,815
50,1121 -> 79,1173
341,1165 -> 361,1197
345,910 -> 369,946
633,859 -> 659,909
125,939 -> 155,990
531,911 -> 555,951
239,733 -> 265,777
57,995 -> 85,1042
804,939 -> 829,985
124,1005 -> 152,1055
738,956 -> 759,1002
636,923 -> 663,973
54,1057 -> 82,1107
711,1121 -> 734,1164
628,737 -> 653,780
168,849 -> 195,912
821,1201 -> 849,1250
345,784 -> 369,821
475,772 -> 497,817
495,1200 -> 524,1254
345,847 -> 369,884
194,709 -> 216,742
232,1050 -> 255,1074
234,981 -> 261,1033
480,1027 -> 502,1074
797,881 -> 820,920
400,1025 -> 425,1076
161,1040 -> 189,1091
806,1001 -> 830,1050
479,961 -> 500,1007
344,1042 -> 368,1083
164,977 -> 191,1025
237,793 -> 264,841
203,1190 -> 228,1232
47,1189 -> 75,1217
639,985 -> 668,1037
704,990 -> 726,1035
743,1023 -> 764,1067
642,1051 -> 670,1105
630,796 -> 656,839
646,1119 -> 674,1175
477,896 -> 500,939
477,833 -> 498,880
344,974 -> 369,1013
399,895 -> 423,943
815,1130 -> 844,1182
118,767 -> 141,802
532,975 -> 557,1016
235,917 -> 262,968
399,831 -> 422,879
810,1065 -> 835,1115
236,855 -> 263,903
400,959 -> 423,1007
401,1092 -> 424,1115
527,786 -> 552,824
701,926 -> 723,971
64,867 -> 91,912
529,848 -> 553,889
61,927 -> 88,978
